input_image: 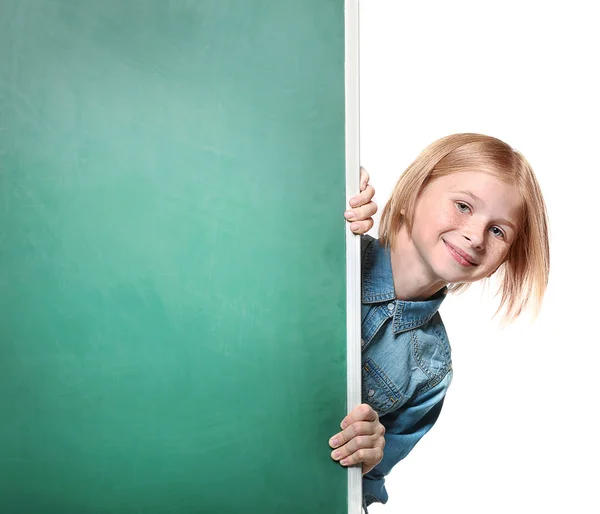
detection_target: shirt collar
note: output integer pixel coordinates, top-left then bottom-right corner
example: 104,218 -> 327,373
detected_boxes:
362,236 -> 447,333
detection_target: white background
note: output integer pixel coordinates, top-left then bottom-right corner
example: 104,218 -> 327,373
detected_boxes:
359,1 -> 599,512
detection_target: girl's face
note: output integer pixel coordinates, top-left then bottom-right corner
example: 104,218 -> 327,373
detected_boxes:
409,171 -> 522,285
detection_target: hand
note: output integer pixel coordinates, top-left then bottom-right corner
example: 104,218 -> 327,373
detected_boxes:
345,167 -> 377,235
329,403 -> 386,475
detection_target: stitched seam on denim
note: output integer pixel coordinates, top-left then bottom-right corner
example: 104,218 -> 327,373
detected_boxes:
363,392 -> 391,413
397,301 -> 404,318
363,359 -> 404,403
418,368 -> 450,395
370,310 -> 390,339
425,321 -> 452,368
411,324 -> 452,373
363,308 -> 378,331
362,378 -> 392,414
362,309 -> 382,343
394,314 -> 433,333
364,291 -> 396,303
362,308 -> 393,346
411,330 -> 435,380
432,318 -> 452,364
361,236 -> 395,302
363,358 -> 405,406
392,301 -> 405,329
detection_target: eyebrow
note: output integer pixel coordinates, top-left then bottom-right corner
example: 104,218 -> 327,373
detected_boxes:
454,190 -> 519,232
456,190 -> 482,204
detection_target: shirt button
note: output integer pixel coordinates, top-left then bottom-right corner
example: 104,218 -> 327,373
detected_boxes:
387,302 -> 395,311
368,389 -> 375,397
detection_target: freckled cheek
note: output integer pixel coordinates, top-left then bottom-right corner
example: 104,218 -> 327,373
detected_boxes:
487,245 -> 509,265
416,204 -> 464,239
440,206 -> 464,229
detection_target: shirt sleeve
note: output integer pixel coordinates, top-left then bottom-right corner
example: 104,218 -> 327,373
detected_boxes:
363,370 -> 452,507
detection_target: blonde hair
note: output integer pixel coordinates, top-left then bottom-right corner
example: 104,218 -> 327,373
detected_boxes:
379,133 -> 550,323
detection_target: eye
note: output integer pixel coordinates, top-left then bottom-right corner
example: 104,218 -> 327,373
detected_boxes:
490,226 -> 505,239
455,202 -> 471,213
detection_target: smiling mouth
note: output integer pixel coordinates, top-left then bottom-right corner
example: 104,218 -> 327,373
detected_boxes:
443,240 -> 478,267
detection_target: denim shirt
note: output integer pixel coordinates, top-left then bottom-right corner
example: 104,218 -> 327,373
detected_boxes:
360,235 -> 453,508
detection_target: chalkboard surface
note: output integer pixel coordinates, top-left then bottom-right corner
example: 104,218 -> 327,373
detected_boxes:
0,1 -> 348,512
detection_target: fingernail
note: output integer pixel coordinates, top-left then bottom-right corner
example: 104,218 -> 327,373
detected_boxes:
350,223 -> 359,232
330,438 -> 339,447
341,421 -> 348,429
332,450 -> 341,459
340,458 -> 349,466
344,211 -> 354,219
350,198 -> 359,207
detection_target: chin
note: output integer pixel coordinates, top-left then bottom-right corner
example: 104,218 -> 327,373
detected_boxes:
431,262 -> 474,285
424,250 -> 474,284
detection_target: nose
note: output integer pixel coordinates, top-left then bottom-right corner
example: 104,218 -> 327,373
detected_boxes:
462,221 -> 485,249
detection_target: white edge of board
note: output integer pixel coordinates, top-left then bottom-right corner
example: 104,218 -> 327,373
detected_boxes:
345,0 -> 362,513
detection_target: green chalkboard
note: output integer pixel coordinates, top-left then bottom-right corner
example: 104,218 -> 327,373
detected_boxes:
0,1 -> 348,513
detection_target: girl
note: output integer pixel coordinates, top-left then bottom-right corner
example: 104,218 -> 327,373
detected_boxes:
329,133 -> 550,510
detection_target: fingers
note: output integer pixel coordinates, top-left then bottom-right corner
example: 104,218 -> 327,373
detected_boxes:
346,167 -> 377,235
329,422 -> 385,451
341,403 -> 378,429
349,184 -> 375,208
350,168 -> 375,208
331,434 -> 382,463
345,192 -> 377,236
329,405 -> 382,449
335,446 -> 385,470
329,404 -> 385,473
329,421 -> 377,449
348,218 -> 374,235
329,417 -> 386,474
344,201 -> 377,225
360,167 -> 370,191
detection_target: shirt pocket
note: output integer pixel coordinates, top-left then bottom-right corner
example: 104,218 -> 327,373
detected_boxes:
362,357 -> 407,416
